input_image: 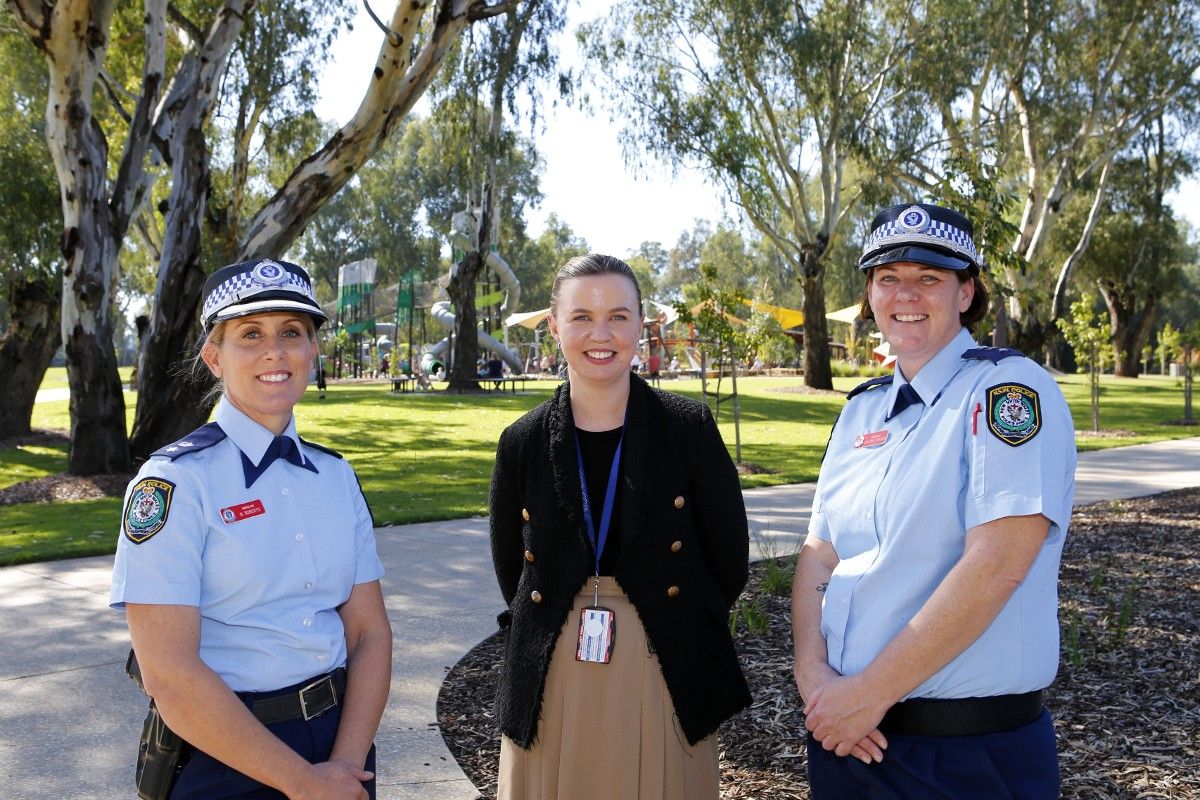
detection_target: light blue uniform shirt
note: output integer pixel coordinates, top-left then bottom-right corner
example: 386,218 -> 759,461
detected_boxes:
810,328 -> 1076,699
110,398 -> 384,692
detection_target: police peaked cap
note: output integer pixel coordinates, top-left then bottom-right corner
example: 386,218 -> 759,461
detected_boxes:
200,258 -> 328,332
858,202 -> 983,273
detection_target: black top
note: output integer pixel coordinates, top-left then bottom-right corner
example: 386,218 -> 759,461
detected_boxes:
575,427 -> 623,575
489,374 -> 752,748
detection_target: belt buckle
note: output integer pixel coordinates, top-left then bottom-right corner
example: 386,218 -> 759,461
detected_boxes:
298,675 -> 336,721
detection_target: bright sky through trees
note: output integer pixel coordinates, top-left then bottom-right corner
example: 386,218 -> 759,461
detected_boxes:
316,1 -> 1200,258
314,0 -> 730,257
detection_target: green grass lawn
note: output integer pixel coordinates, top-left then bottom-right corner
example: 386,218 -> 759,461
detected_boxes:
36,365 -> 134,391
1,371 -> 1196,565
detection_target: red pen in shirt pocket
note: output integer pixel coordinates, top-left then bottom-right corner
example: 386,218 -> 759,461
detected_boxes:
220,499 -> 265,524
972,402 -> 982,435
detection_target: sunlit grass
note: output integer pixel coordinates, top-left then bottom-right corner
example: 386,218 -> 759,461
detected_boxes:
1,370 -> 1196,565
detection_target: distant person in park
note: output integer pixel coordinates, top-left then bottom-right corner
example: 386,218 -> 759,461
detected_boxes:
379,354 -> 389,378
316,359 -> 328,400
110,258 -> 391,800
791,203 -> 1076,798
489,253 -> 751,799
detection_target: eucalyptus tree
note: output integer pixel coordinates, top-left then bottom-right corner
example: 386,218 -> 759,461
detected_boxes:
1063,115 -> 1196,377
6,0 -> 530,471
579,0 -> 935,389
431,0 -> 567,390
131,0 -> 535,456
295,107 -> 542,297
4,0 -> 175,472
913,0 -> 1200,356
0,30 -> 62,439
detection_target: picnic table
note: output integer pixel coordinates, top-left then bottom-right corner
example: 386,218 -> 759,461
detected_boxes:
390,375 -> 417,393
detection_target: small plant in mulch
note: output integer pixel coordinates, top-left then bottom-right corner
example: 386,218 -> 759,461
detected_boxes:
437,488 -> 1200,800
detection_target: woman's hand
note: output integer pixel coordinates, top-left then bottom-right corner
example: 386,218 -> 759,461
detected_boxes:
802,672 -> 890,762
291,759 -> 372,799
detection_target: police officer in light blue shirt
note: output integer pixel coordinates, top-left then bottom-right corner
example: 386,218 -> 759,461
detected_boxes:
791,203 -> 1076,799
111,258 -> 392,800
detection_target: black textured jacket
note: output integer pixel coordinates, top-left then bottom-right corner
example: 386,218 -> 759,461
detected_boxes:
489,374 -> 752,747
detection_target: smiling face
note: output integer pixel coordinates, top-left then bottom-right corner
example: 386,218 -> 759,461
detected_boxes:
201,312 -> 318,434
868,262 -> 973,378
547,273 -> 641,393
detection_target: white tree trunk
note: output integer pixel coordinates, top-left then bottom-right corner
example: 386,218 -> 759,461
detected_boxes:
239,0 -> 487,258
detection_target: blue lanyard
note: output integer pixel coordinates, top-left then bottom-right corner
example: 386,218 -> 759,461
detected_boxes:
574,427 -> 625,576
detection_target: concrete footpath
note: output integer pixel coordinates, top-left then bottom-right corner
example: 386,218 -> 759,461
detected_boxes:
2,436 -> 1199,799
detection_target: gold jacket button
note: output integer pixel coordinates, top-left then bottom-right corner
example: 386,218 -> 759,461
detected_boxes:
666,585 -> 680,598
670,540 -> 683,553
524,550 -> 535,562
521,508 -> 530,521
531,590 -> 543,603
673,496 -> 685,509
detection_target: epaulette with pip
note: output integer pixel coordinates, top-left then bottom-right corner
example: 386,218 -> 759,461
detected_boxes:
150,422 -> 226,460
846,374 -> 894,401
962,346 -> 1025,364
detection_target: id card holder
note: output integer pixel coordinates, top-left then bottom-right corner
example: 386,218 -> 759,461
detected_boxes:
576,606 -> 616,663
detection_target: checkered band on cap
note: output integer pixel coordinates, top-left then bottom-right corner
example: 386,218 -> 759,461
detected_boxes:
201,260 -> 320,327
860,204 -> 981,268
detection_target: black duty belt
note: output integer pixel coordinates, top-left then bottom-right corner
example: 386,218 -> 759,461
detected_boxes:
241,668 -> 346,726
879,690 -> 1043,737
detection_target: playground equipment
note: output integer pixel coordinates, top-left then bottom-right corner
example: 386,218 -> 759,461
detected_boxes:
421,210 -> 524,377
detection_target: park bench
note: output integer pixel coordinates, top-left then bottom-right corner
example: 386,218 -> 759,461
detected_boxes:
450,376 -> 533,394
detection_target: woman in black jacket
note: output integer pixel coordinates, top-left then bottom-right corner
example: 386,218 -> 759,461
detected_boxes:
489,254 -> 751,799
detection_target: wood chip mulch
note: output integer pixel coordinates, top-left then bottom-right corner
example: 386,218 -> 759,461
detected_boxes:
436,487 -> 1200,799
0,429 -> 133,506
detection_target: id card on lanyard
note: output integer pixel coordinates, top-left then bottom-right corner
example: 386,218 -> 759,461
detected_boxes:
574,424 -> 624,664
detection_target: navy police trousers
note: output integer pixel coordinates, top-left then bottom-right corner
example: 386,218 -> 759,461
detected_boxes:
170,679 -> 376,800
807,709 -> 1059,799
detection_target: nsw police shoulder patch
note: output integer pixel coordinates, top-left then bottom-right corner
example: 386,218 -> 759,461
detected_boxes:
123,478 -> 176,543
986,383 -> 1041,446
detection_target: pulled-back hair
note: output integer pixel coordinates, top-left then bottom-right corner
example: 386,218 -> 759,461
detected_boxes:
550,254 -> 642,314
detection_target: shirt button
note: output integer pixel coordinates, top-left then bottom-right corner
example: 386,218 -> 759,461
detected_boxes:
304,582 -> 313,590
524,550 -> 535,562
670,540 -> 683,553
316,654 -> 327,662
302,618 -> 312,627
666,585 -> 680,598
674,496 -> 685,509
282,487 -> 290,496
530,590 -> 543,603
521,508 -> 531,521
295,533 -> 304,542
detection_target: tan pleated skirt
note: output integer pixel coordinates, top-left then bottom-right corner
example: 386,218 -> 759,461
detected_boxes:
498,576 -> 719,800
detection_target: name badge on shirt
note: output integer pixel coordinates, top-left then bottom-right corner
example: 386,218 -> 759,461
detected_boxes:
220,499 -> 266,524
576,606 -> 616,663
854,430 -> 889,449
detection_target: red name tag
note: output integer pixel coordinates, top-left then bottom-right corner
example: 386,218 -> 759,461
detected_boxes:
854,430 -> 889,449
220,499 -> 265,524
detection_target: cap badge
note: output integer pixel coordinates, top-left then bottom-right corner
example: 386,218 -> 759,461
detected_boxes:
896,205 -> 931,233
251,260 -> 288,287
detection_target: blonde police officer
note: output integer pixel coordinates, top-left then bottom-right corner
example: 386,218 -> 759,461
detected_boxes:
110,258 -> 392,800
791,203 -> 1076,799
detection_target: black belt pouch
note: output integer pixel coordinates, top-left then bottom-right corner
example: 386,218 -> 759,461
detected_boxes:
135,700 -> 188,800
